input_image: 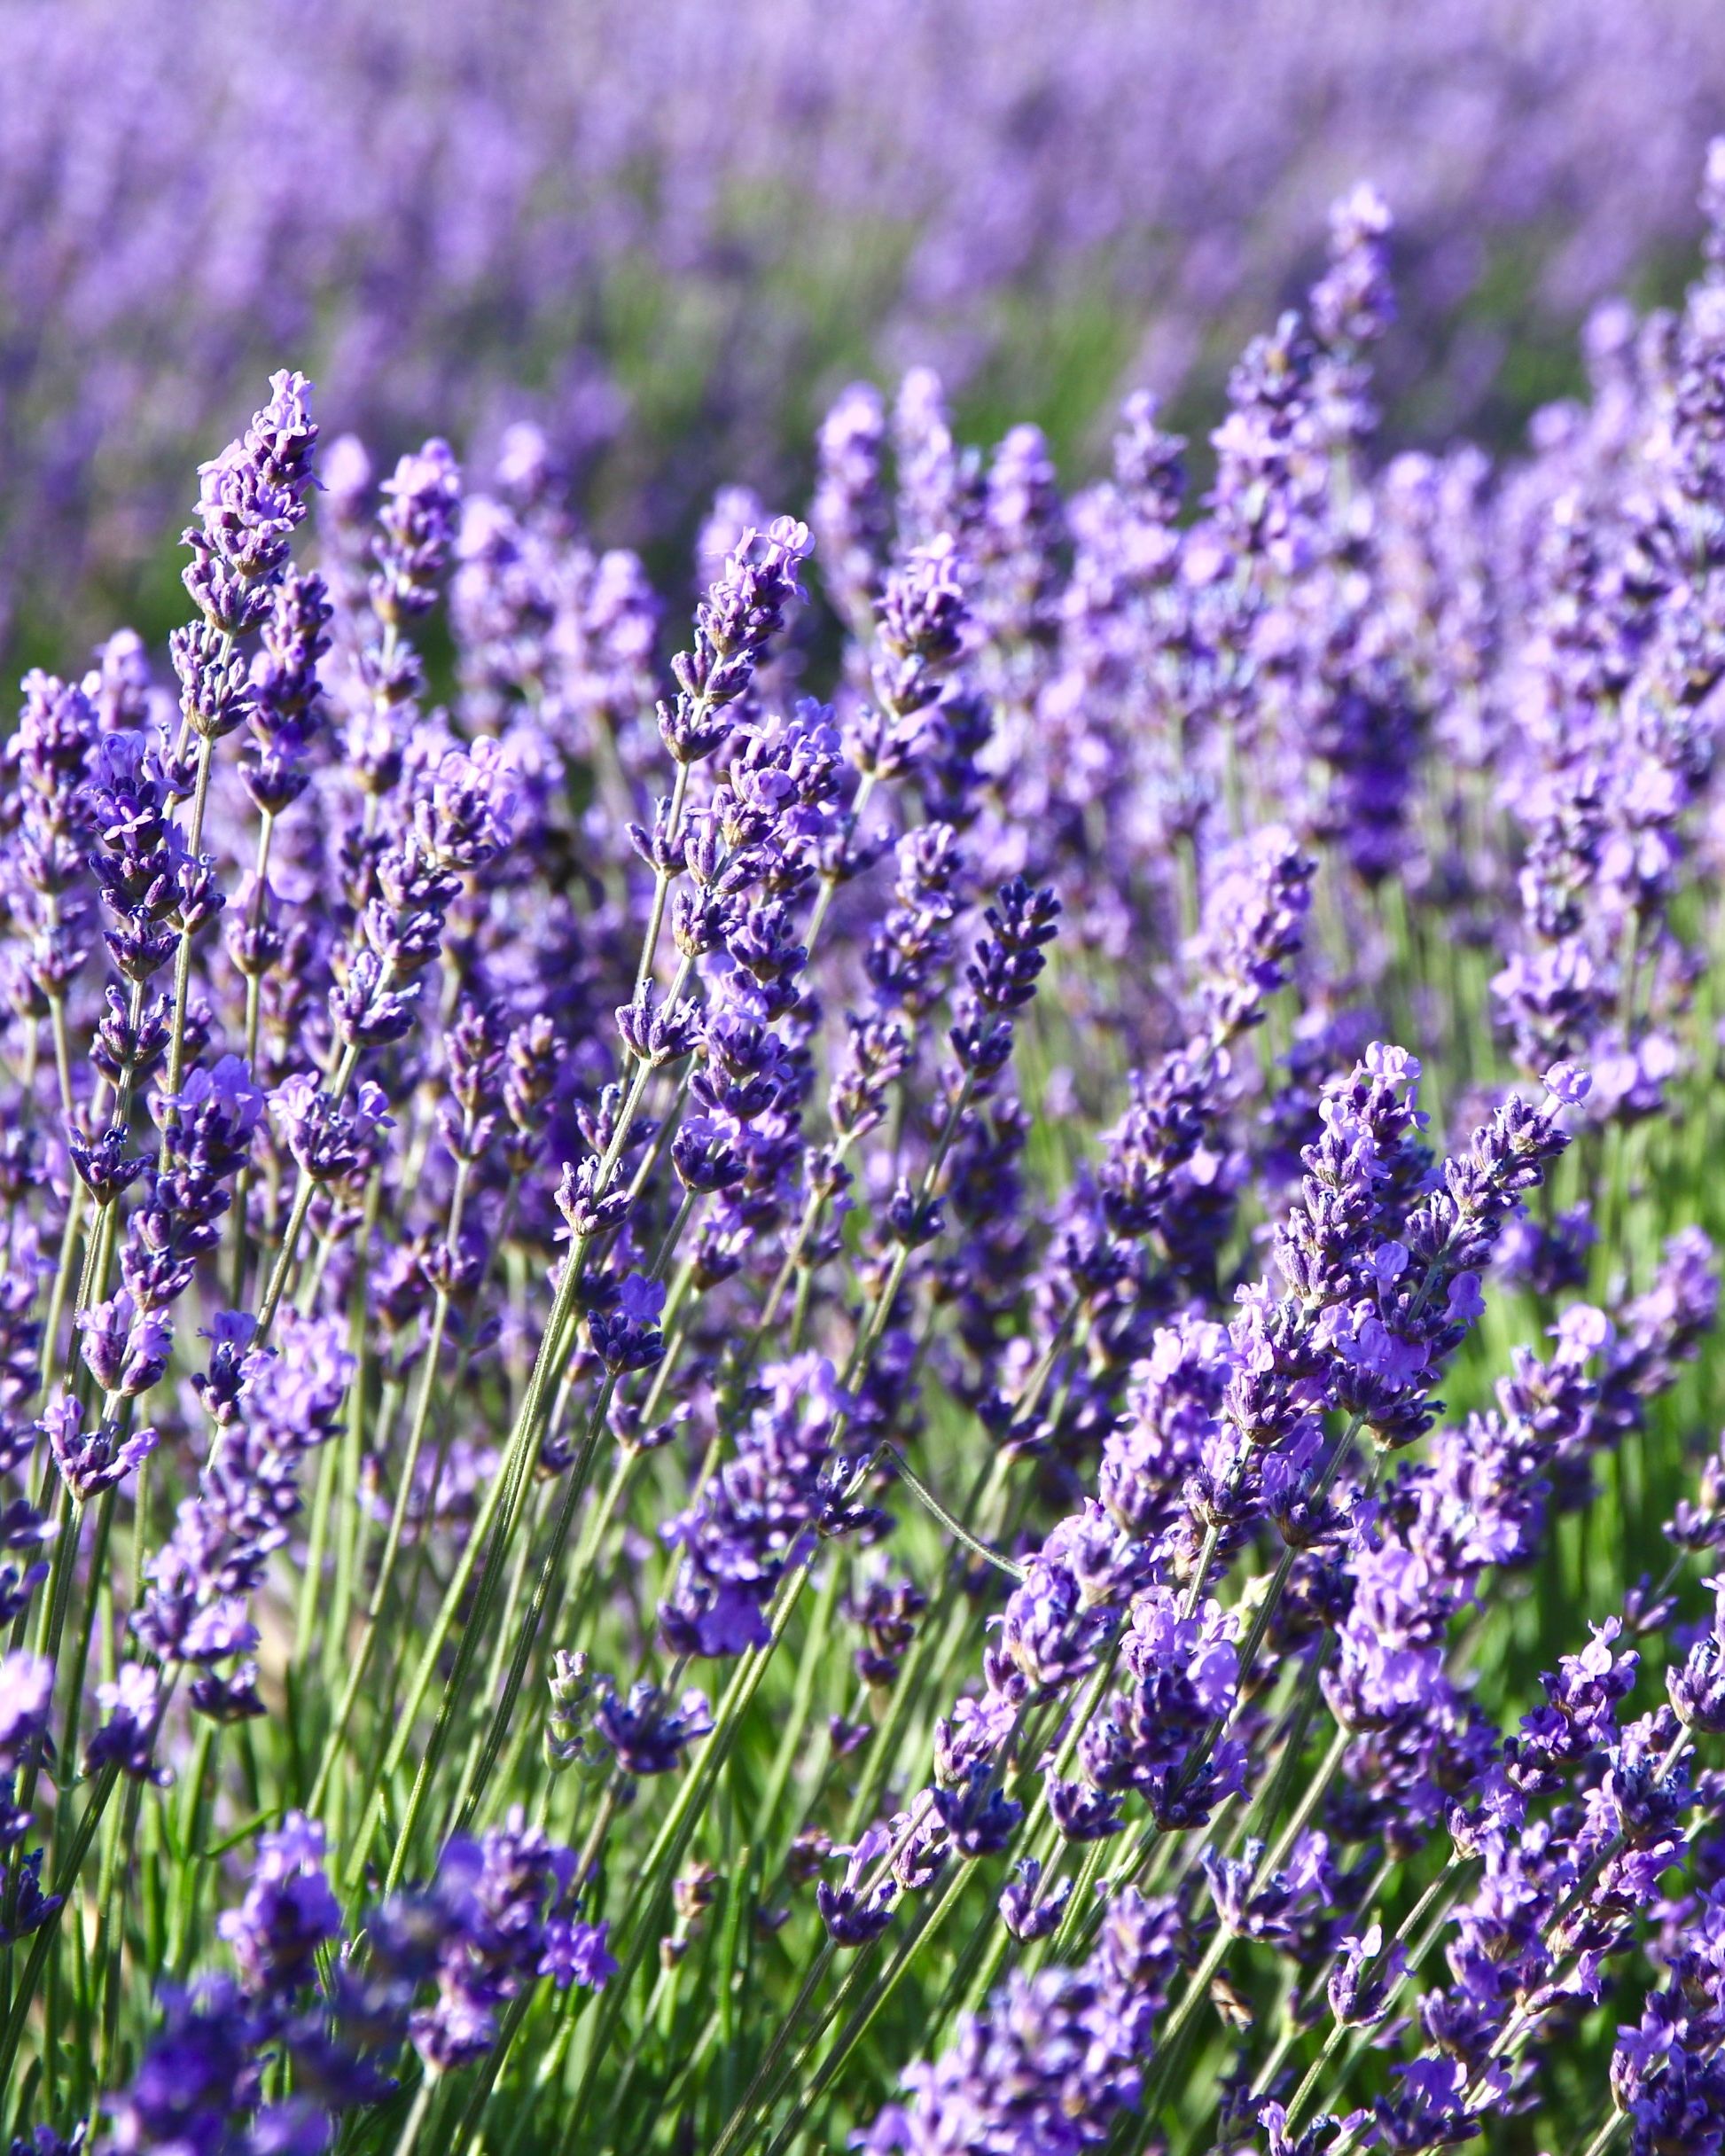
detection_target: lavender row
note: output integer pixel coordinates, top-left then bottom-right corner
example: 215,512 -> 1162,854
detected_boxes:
8,0 -> 1725,658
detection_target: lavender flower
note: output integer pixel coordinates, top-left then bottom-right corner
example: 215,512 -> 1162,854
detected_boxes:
660,1355 -> 856,1656
816,1829 -> 899,1947
658,519 -> 812,764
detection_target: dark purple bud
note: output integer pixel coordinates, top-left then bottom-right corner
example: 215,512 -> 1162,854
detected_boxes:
616,992 -> 702,1068
816,1827 -> 898,1946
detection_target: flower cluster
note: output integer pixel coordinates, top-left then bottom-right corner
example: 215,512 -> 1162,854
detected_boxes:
8,145 -> 1725,2156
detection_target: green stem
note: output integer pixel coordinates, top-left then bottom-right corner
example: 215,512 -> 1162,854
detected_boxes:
306,1296 -> 453,1812
566,1572 -> 811,2118
760,1884 -> 953,2156
159,731 -> 219,1129
447,1388 -> 611,1840
633,762 -> 691,1004
228,805 -> 277,1305
389,2078 -> 434,2156
1137,1721 -> 1353,2131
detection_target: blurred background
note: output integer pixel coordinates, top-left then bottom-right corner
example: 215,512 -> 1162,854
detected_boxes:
5,0 -> 1725,664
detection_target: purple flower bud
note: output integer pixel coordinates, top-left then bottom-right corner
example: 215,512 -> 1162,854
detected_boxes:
540,1916 -> 616,1991
930,1762 -> 1022,1858
1327,1923 -> 1407,2027
67,1124 -> 147,1205
271,1075 -> 394,1183
413,737 -> 516,871
587,1271 -> 666,1376
43,1397 -> 159,1502
616,991 -> 702,1067
329,949 -> 420,1050
591,1680 -> 712,1777
1669,1575 -> 1725,1732
659,519 -> 813,763
76,1291 -> 171,1397
372,440 -> 462,623
816,1827 -> 898,1946
217,1812 -> 341,1998
84,1663 -> 168,1784
999,1857 -> 1073,1941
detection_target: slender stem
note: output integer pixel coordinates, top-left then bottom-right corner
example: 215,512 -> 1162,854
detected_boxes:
228,806 -> 277,1304
802,769 -> 878,959
361,1268 -> 579,1900
1575,2113 -> 1627,2156
43,992 -> 76,1127
567,1571 -> 811,2116
756,1556 -> 845,1849
34,1186 -> 88,1420
54,1487 -> 115,1813
0,1757 -> 128,2094
947,1643 -> 1124,2027
160,730 -> 219,1129
633,762 -> 691,1003
760,1885 -> 952,2156
447,1389 -> 612,1840
1179,1520 -> 1222,1621
882,1446 -> 1024,1581
706,1940 -> 839,2156
1141,1721 -> 1353,2121
707,1788 -> 967,2156
1281,1858 -> 1460,2135
4,1484 -> 81,1917
389,2078 -> 434,2156
306,1295 -> 453,1812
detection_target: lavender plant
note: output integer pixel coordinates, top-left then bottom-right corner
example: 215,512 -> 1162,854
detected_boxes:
6,148 -> 1725,2156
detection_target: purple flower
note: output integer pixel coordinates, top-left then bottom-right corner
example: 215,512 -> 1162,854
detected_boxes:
217,1814 -> 341,1999
930,1763 -> 1022,1859
402,1810 -> 580,2072
1189,827 -> 1316,1041
995,1551 -> 1112,1696
84,1663 -> 168,1784
1202,1831 -> 1334,1945
1371,2057 -> 1484,2152
658,519 -> 812,764
43,1397 -> 159,1503
75,1291 -> 171,1398
1327,1922 -> 1407,2027
869,537 -> 969,737
849,1570 -> 928,1691
372,441 -> 462,624
182,371 -> 319,634
0,1652 -> 51,1770
999,1857 -> 1073,1942
588,1270 -> 666,1376
539,1916 -> 616,1991
660,1355 -> 857,1657
1669,1575 -> 1725,1732
157,1055 -> 267,1183
412,736 -> 517,872
862,1888 -> 1179,2152
1077,1585 -> 1243,1830
104,1978 -> 268,2154
591,1680 -> 713,1777
812,382 -> 889,637
816,1828 -> 899,1947
270,1076 -> 393,1184
133,1314 -> 354,1697
1101,1317 -> 1232,1541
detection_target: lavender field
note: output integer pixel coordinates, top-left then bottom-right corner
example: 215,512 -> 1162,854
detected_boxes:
4,7 -> 1725,2154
